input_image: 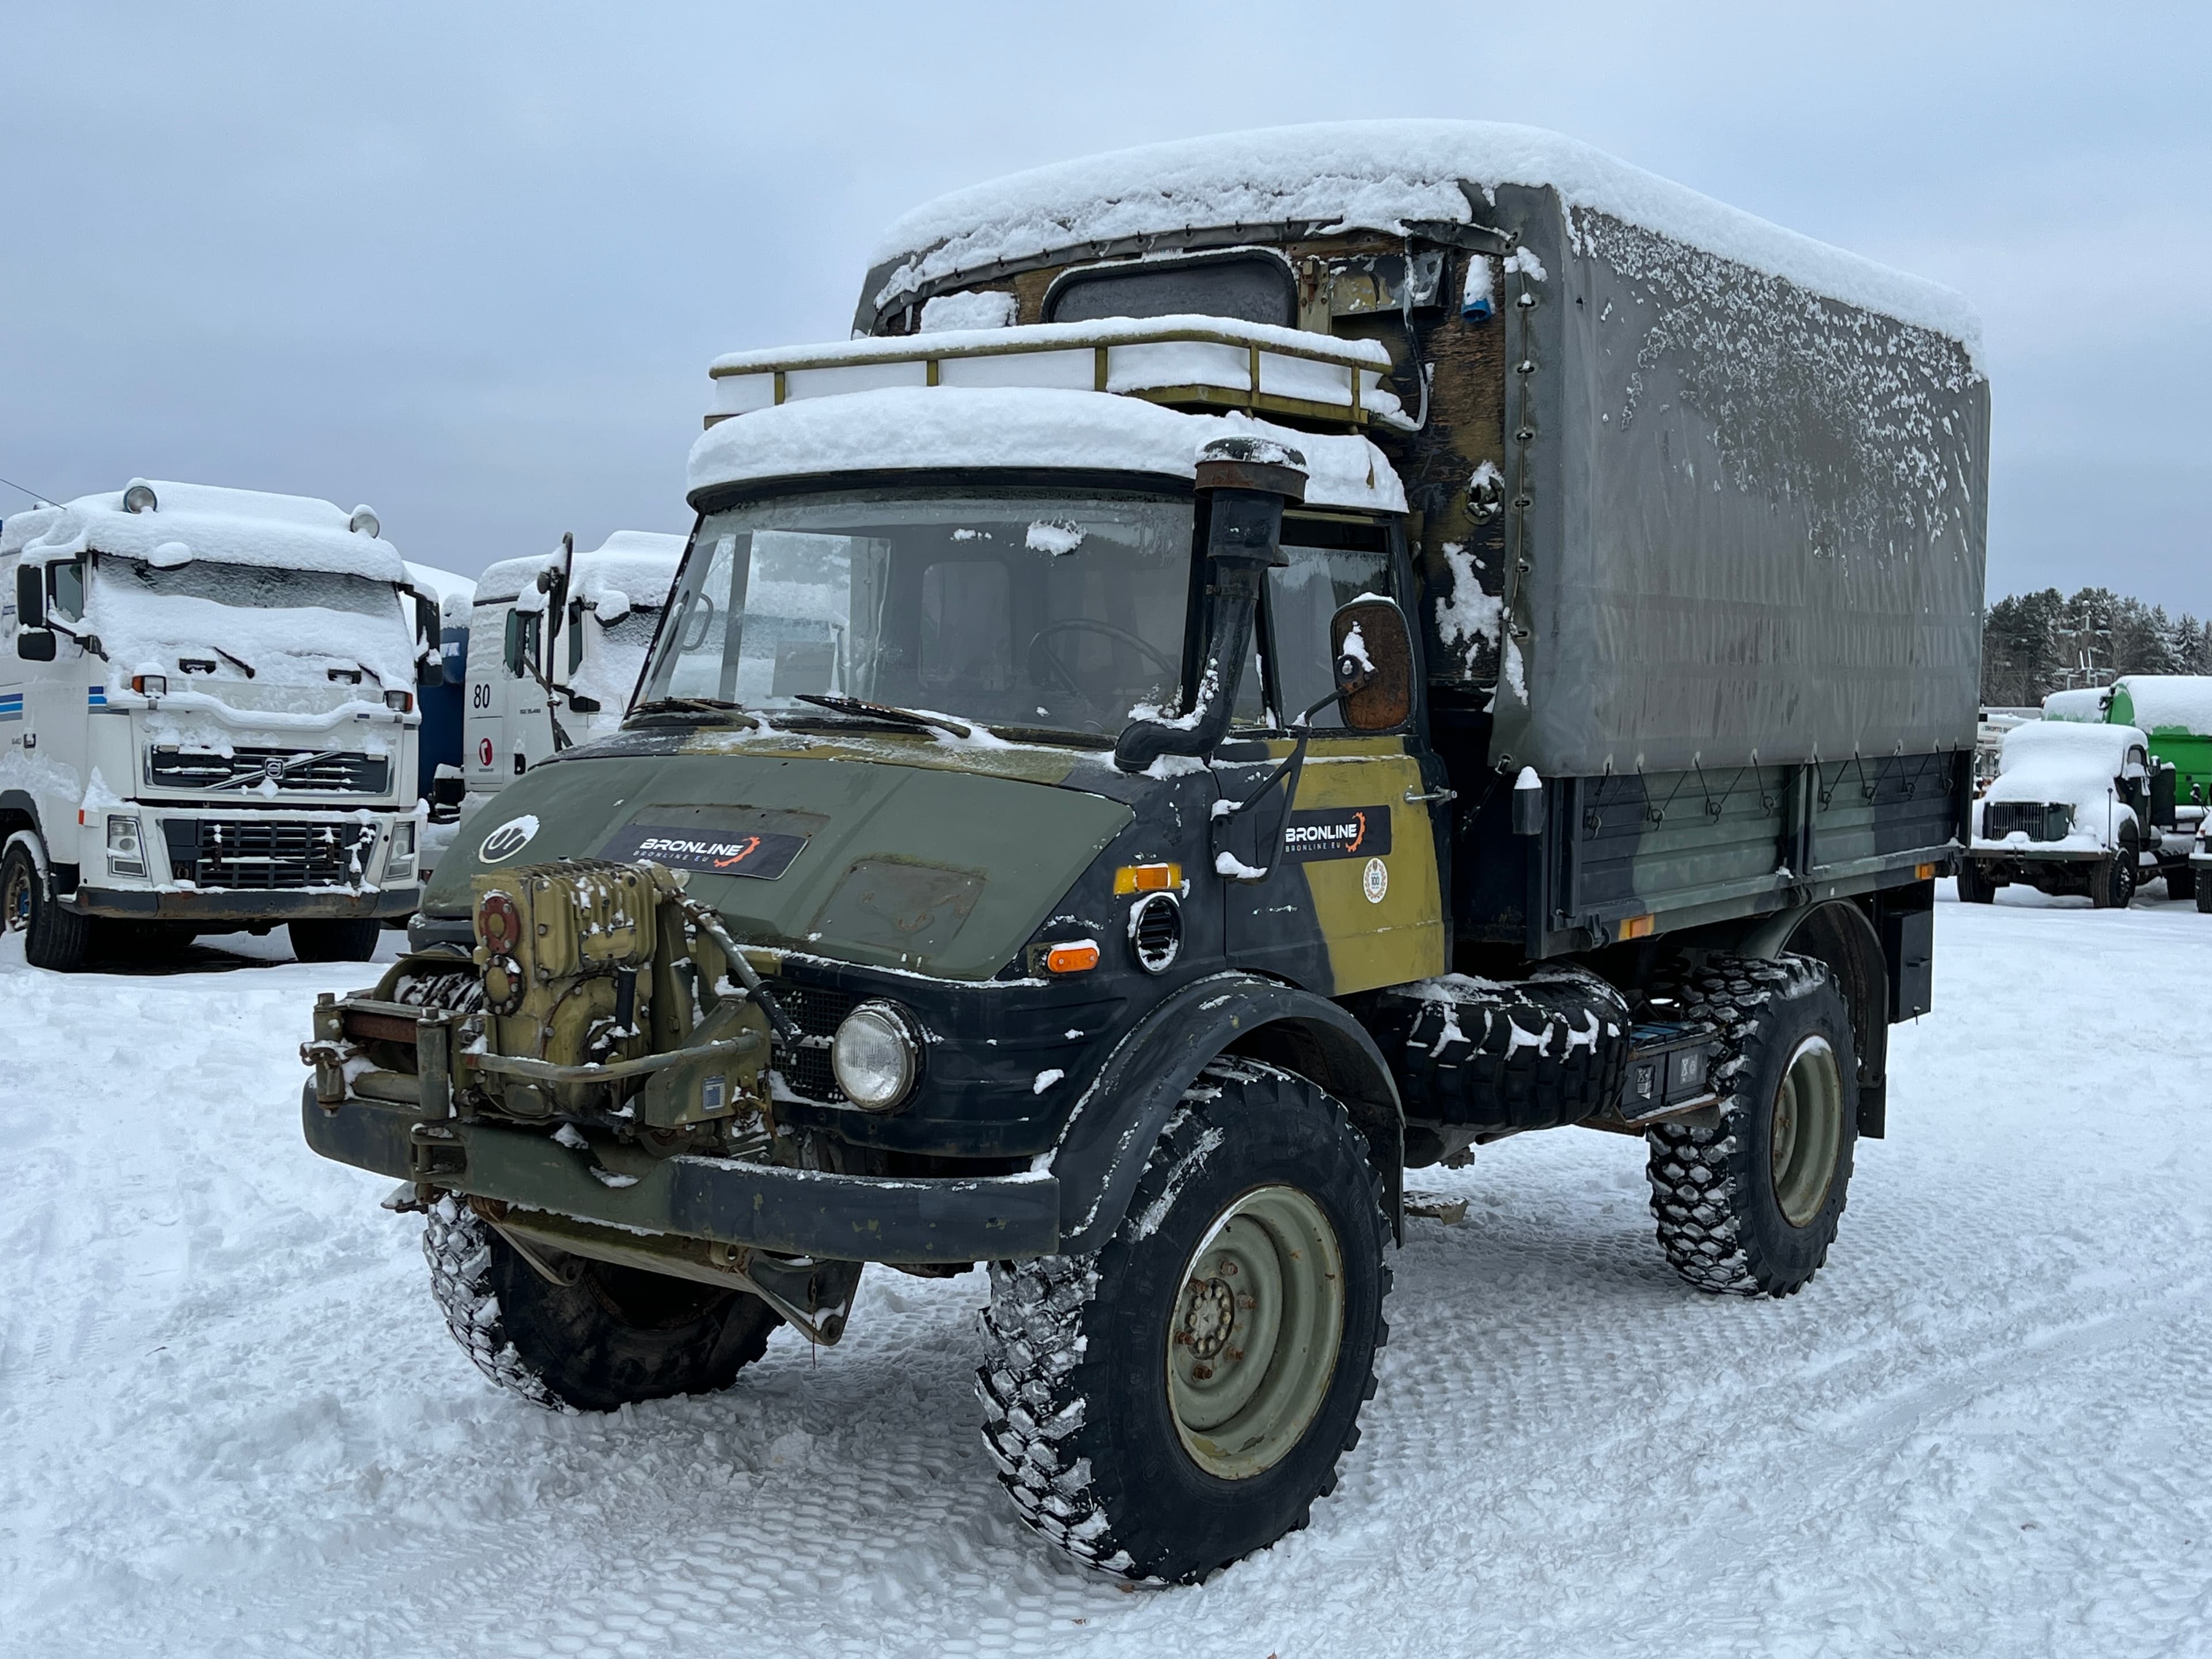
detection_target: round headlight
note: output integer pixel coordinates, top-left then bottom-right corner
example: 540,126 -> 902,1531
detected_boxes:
831,1001 -> 919,1111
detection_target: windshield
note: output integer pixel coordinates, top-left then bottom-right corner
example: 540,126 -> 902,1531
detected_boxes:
641,487 -> 1194,738
89,555 -> 415,688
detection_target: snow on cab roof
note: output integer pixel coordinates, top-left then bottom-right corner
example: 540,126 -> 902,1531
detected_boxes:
1,479 -> 404,581
474,530 -> 687,609
873,120 -> 1980,356
685,385 -> 1407,515
2110,674 -> 2212,737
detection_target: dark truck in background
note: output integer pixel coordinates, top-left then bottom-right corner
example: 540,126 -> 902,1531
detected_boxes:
302,123 -> 1986,1586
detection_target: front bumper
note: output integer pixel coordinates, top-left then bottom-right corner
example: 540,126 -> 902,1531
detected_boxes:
302,1086 -> 1060,1264
77,884 -> 419,921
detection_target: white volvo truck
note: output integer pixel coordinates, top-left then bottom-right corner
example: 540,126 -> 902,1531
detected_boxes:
1,480 -> 442,967
459,529 -> 681,827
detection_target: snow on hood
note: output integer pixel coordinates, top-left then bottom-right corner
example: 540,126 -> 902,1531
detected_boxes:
1979,721 -> 2148,847
2109,675 -> 2212,737
686,385 -> 1406,514
872,119 -> 1979,358
474,531 -> 686,610
1,480 -> 404,581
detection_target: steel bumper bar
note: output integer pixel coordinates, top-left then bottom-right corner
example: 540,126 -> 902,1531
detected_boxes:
301,1085 -> 1059,1264
79,885 -> 419,920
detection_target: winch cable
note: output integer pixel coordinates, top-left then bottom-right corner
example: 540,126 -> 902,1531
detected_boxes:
670,891 -> 801,1045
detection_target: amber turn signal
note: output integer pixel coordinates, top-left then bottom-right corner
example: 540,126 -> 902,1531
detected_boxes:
1112,862 -> 1183,895
1044,940 -> 1100,974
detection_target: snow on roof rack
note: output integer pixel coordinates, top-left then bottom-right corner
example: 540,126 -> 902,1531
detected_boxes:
706,315 -> 1408,434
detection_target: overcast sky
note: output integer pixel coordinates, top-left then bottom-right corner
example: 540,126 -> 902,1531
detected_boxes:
4,2 -> 2206,609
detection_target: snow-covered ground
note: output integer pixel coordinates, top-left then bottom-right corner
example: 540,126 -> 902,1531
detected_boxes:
3,886 -> 2207,1658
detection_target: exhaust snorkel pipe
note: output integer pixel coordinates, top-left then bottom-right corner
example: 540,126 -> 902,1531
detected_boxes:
1113,437 -> 1307,775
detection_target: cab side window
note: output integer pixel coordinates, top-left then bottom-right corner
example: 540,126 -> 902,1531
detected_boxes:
503,608 -> 541,678
48,559 -> 85,623
1264,519 -> 1391,729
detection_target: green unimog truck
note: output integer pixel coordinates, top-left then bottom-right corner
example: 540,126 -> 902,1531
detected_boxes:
300,121 -> 1986,1584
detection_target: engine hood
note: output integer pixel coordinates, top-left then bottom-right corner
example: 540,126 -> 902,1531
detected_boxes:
426,736 -> 1135,982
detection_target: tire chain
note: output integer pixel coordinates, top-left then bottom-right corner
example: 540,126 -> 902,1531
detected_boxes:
1642,955 -> 1832,1298
421,1195 -> 567,1411
974,1060 -> 1388,1579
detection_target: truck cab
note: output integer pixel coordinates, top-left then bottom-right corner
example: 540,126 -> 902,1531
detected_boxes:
1963,718 -> 2156,907
458,531 -> 682,827
1,480 -> 439,966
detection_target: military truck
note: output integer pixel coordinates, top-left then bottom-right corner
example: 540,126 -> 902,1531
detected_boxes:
300,122 -> 1985,1583
457,530 -> 683,825
3,480 -> 442,967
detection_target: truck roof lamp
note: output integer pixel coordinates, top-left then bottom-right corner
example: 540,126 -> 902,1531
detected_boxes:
349,506 -> 380,537
122,482 -> 158,514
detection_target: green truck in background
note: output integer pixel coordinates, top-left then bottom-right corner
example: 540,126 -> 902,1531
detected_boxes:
297,122 -> 1986,1583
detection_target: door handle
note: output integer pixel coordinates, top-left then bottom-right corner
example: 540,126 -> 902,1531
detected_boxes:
1404,786 -> 1457,805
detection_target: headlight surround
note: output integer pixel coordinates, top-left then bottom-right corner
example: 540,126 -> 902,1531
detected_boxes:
387,820 -> 416,878
106,813 -> 146,878
831,1001 -> 920,1111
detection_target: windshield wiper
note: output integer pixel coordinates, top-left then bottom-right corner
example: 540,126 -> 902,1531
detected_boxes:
630,696 -> 755,724
791,694 -> 971,739
214,646 -> 256,679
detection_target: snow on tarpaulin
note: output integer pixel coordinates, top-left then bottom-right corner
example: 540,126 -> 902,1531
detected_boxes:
0,480 -> 406,582
687,385 -> 1406,514
1976,719 -> 2149,850
2108,675 -> 2212,737
869,120 -> 1980,357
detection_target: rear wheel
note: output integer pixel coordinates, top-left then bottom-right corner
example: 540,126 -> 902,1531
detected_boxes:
977,1060 -> 1389,1583
2198,876 -> 2212,915
1955,860 -> 1996,904
2,837 -> 92,971
2165,862 -> 2196,902
288,916 -> 382,962
1646,955 -> 1858,1297
423,1197 -> 782,1411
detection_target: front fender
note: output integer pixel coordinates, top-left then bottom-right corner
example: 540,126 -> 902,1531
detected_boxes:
1050,972 -> 1403,1256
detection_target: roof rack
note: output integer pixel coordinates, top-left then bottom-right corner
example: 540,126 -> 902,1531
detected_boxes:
704,316 -> 1409,433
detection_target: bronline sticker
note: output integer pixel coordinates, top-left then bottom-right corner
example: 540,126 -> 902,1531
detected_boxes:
1362,856 -> 1388,903
479,814 -> 540,863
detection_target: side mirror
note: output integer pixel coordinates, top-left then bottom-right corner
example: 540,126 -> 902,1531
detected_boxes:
1328,598 -> 1414,731
412,593 -> 446,687
15,563 -> 44,629
16,628 -> 55,662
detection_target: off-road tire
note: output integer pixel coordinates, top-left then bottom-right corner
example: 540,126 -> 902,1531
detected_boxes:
976,1060 -> 1390,1584
423,1196 -> 782,1412
2,839 -> 92,972
1645,955 -> 1858,1298
289,916 -> 383,962
1955,859 -> 1996,904
2165,862 -> 2196,902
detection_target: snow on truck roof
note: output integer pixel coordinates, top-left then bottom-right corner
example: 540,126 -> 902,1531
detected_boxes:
1,479 -> 404,581
2109,675 -> 2212,737
872,119 -> 1981,356
474,530 -> 687,609
685,385 -> 1407,515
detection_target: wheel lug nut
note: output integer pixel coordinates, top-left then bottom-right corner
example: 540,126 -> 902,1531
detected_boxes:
1192,1363 -> 1214,1381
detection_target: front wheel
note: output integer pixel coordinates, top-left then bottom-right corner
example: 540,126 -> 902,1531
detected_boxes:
288,916 -> 383,961
423,1197 -> 783,1411
1955,859 -> 1997,904
978,1060 -> 1390,1583
2090,844 -> 2138,910
1646,955 -> 1859,1298
2,838 -> 92,971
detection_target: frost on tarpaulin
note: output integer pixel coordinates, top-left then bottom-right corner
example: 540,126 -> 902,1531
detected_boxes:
1585,208 -> 1982,565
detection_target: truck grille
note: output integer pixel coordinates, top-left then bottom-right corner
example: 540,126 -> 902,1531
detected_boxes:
147,746 -> 392,796
1982,801 -> 2070,842
161,818 -> 379,890
771,982 -> 856,1104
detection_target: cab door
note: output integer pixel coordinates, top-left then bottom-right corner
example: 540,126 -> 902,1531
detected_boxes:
1215,521 -> 1446,995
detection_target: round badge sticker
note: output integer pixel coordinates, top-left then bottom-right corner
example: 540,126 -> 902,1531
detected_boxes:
1362,856 -> 1388,904
479,814 -> 540,863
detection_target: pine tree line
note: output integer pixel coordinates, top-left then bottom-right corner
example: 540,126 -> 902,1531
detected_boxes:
1980,588 -> 2212,709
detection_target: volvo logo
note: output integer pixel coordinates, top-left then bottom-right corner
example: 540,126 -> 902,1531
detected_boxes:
478,814 -> 540,863
263,757 -> 286,782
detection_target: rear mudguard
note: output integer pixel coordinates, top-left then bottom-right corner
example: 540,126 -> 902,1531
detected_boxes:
1050,972 -> 1403,1256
